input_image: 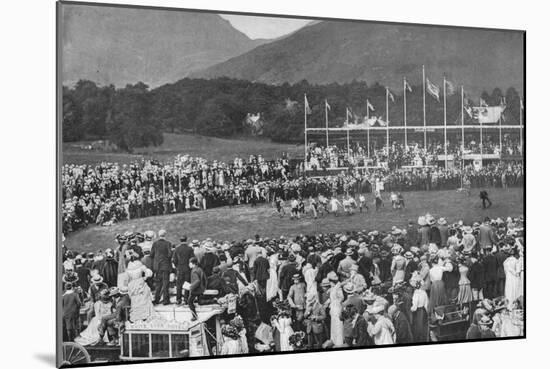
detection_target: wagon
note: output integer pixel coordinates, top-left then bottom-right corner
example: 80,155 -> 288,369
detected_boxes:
61,303 -> 226,366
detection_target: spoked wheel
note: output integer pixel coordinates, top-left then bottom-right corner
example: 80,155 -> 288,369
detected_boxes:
61,342 -> 91,366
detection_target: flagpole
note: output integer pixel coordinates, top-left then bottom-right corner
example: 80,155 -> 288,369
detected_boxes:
519,98 -> 523,153
461,86 -> 465,176
480,98 -> 483,167
499,99 -> 503,158
367,99 -> 371,158
346,108 -> 350,159
304,93 -> 308,174
404,77 -> 408,148
386,88 -> 390,152
422,65 -> 427,148
443,75 -> 448,170
325,100 -> 329,147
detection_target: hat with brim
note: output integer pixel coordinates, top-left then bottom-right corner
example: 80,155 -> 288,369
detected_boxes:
292,273 -> 301,281
91,275 -> 104,284
438,218 -> 447,225
343,283 -> 355,294
327,271 -> 339,282
321,278 -> 331,287
345,249 -> 354,256
478,315 -> 493,326
109,287 -> 120,297
404,251 -> 414,259
463,226 -> 473,234
418,216 -> 427,226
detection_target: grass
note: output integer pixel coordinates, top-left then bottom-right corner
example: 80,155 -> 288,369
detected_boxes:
65,187 -> 523,252
63,133 -> 304,165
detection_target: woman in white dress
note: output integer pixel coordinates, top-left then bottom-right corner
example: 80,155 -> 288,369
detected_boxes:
325,272 -> 344,346
367,305 -> 395,345
266,253 -> 281,302
303,263 -> 319,302
274,312 -> 294,351
503,250 -> 522,309
124,253 -> 155,322
75,290 -> 112,346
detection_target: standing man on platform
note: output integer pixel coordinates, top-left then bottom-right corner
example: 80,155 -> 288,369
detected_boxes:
151,229 -> 173,305
173,235 -> 195,305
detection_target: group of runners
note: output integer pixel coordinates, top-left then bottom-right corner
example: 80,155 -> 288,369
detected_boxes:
274,190 -> 406,220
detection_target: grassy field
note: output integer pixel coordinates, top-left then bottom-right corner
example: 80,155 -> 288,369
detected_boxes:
65,188 -> 524,252
63,133 -> 304,165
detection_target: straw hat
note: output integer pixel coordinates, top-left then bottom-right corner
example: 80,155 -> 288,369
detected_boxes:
417,216 -> 427,226
438,217 -> 447,225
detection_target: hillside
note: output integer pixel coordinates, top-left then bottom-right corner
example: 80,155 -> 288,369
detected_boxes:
60,4 -> 269,87
194,20 -> 524,96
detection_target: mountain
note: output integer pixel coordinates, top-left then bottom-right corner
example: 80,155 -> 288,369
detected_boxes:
60,4 -> 269,87
193,20 -> 524,96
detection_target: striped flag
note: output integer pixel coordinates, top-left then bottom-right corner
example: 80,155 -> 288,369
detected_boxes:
404,79 -> 412,92
445,79 -> 455,95
304,94 -> 312,114
426,78 -> 440,101
366,100 -> 375,112
387,88 -> 395,103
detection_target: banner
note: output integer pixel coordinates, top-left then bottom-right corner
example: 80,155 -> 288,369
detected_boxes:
472,106 -> 505,124
426,78 -> 440,101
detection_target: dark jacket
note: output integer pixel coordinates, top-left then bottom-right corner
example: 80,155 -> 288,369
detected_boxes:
200,252 -> 220,277
393,311 -> 413,344
429,226 -> 442,247
358,256 -> 373,285
279,262 -> 299,292
495,251 -> 507,279
190,266 -> 207,295
62,291 -> 82,318
150,239 -> 173,272
353,316 -> 372,346
482,254 -> 499,282
115,294 -> 131,322
315,260 -> 334,283
468,262 -> 485,289
206,274 -> 227,296
253,256 -> 270,282
404,260 -> 418,282
172,243 -> 195,272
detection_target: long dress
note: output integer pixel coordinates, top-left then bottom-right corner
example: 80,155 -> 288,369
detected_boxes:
369,316 -> 395,345
125,260 -> 155,322
303,265 -> 319,302
221,338 -> 241,355
276,317 -> 294,351
329,285 -> 345,346
266,254 -> 280,301
503,256 -> 522,309
428,263 -> 452,313
391,255 -> 406,285
411,289 -> 429,342
75,300 -> 112,346
456,264 -> 474,304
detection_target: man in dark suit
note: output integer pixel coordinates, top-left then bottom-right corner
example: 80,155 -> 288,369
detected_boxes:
482,246 -> 499,299
151,229 -> 173,305
188,257 -> 207,320
495,242 -> 508,296
403,251 -> 417,283
173,236 -> 195,305
389,304 -> 413,344
468,254 -> 485,301
252,252 -> 270,290
62,282 -> 82,342
480,190 -> 492,208
479,217 -> 496,249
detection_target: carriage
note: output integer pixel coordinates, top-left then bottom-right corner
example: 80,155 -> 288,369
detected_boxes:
61,303 -> 226,366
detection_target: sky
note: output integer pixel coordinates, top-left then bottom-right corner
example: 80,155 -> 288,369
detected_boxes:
220,14 -> 311,40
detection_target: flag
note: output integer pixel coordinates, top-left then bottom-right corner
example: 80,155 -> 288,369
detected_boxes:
445,79 -> 455,95
520,99 -> 524,110
473,106 -> 505,124
387,88 -> 395,103
426,78 -> 440,101
346,107 -> 354,122
304,94 -> 311,114
366,100 -> 375,112
464,106 -> 473,119
404,79 -> 412,93
325,99 -> 331,111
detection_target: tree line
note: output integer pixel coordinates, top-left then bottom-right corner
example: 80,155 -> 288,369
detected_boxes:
62,77 -> 523,151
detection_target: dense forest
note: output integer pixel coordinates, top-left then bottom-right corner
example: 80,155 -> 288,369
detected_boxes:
62,78 -> 523,151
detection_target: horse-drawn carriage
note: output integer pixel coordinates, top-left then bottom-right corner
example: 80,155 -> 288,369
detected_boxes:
61,303 -> 226,366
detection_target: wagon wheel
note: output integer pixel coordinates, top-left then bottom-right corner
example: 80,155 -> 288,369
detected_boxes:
61,342 -> 91,366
